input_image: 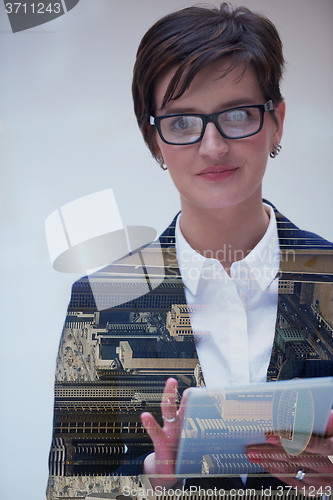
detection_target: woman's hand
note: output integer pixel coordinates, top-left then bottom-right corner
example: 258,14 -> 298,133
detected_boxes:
247,410 -> 333,493
140,378 -> 188,488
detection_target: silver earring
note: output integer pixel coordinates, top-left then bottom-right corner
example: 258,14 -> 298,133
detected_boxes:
157,156 -> 167,170
270,144 -> 282,159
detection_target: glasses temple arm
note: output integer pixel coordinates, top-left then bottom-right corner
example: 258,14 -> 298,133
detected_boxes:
264,100 -> 274,111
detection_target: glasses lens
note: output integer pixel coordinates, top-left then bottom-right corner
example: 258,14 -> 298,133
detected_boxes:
159,115 -> 203,144
218,107 -> 262,138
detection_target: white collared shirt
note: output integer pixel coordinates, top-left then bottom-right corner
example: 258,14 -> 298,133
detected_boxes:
175,204 -> 280,389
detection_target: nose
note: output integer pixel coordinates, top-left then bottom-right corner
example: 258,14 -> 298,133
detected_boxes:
198,122 -> 229,158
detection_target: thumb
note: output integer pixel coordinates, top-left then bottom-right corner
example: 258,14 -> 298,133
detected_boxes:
325,409 -> 333,436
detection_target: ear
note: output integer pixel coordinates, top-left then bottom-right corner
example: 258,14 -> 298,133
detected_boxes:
272,100 -> 286,146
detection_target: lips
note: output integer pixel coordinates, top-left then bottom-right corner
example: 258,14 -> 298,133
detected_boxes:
197,165 -> 239,180
198,165 -> 238,174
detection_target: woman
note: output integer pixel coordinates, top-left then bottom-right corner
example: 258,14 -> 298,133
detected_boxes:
131,2 -> 333,493
48,3 -> 333,497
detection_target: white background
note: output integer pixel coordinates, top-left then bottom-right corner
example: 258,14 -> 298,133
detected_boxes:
0,1 -> 332,499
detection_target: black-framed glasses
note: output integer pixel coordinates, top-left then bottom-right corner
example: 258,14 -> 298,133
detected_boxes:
150,100 -> 274,145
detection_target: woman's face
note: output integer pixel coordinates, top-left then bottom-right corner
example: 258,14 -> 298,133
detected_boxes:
153,58 -> 285,214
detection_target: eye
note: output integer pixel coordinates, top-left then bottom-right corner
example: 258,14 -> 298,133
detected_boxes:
220,108 -> 260,125
225,109 -> 253,123
169,116 -> 199,132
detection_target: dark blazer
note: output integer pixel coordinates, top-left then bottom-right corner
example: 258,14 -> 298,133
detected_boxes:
48,203 -> 333,489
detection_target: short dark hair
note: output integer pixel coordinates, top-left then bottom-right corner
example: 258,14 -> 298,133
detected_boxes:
132,2 -> 285,161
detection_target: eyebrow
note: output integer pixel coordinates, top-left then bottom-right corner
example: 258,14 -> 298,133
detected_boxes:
159,98 -> 262,114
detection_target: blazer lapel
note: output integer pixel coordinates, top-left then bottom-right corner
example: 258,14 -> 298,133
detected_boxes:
267,206 -> 333,381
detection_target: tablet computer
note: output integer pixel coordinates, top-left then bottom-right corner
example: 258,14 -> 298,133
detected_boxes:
175,377 -> 333,476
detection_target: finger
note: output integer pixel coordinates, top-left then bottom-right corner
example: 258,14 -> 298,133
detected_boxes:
141,412 -> 164,441
305,435 -> 333,456
247,444 -> 289,463
265,428 -> 333,459
177,387 -> 190,420
266,427 -> 333,457
248,445 -> 332,470
265,434 -> 281,445
247,448 -> 333,490
252,437 -> 333,464
161,378 -> 178,422
251,452 -> 333,488
261,455 -> 331,473
325,409 -> 333,436
248,443 -> 333,490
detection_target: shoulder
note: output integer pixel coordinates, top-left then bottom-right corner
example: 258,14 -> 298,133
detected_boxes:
263,200 -> 333,282
264,199 -> 333,250
69,214 -> 182,312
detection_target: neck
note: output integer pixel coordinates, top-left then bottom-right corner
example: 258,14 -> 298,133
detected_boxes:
179,194 -> 269,273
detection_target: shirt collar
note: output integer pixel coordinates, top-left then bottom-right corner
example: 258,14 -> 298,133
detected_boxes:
175,214 -> 206,296
231,204 -> 280,291
175,203 -> 280,295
